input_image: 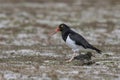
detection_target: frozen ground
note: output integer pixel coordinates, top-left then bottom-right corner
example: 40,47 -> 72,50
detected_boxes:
0,0 -> 120,80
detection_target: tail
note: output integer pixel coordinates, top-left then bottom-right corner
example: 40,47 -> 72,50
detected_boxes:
88,45 -> 102,54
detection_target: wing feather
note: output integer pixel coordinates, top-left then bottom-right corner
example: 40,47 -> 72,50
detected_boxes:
69,31 -> 91,48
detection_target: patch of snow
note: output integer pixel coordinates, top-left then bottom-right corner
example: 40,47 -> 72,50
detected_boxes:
0,13 -> 7,18
0,20 -> 10,28
3,49 -> 61,57
39,52 -> 61,57
36,19 -> 64,26
17,49 -> 38,56
59,78 -> 69,80
105,38 -> 120,45
0,42 -> 7,45
12,39 -> 39,46
22,3 -> 68,9
56,70 -> 79,75
95,28 -> 107,33
3,71 -> 27,80
112,29 -> 120,39
103,52 -> 114,56
17,33 -> 34,39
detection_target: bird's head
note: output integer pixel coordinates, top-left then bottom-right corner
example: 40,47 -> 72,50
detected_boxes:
58,24 -> 70,31
50,23 -> 70,35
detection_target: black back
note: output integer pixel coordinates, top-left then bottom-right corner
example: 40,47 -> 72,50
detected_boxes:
69,30 -> 101,53
69,30 -> 91,48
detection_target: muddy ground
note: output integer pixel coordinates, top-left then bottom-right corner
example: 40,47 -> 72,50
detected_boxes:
0,0 -> 120,80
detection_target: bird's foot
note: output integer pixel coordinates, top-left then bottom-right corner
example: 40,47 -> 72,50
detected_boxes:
66,52 -> 78,62
65,59 -> 73,62
66,60 -> 71,62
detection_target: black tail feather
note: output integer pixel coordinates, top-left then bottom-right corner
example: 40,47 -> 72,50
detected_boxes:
88,45 -> 102,54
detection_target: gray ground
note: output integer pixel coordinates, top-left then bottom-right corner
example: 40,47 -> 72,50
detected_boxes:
0,0 -> 120,80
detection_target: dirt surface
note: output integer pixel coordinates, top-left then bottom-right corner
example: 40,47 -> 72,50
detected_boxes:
0,0 -> 120,80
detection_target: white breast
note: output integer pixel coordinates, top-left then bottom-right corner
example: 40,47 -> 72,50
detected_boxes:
66,35 -> 80,51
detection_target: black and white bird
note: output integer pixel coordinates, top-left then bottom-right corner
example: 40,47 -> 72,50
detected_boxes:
50,23 -> 101,62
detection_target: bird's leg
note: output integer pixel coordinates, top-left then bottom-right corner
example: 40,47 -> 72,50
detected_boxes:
66,51 -> 77,62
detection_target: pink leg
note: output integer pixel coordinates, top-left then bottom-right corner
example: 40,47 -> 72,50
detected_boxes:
66,50 -> 78,62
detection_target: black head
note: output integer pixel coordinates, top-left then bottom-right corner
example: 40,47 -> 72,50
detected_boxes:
50,23 -> 70,36
58,23 -> 70,32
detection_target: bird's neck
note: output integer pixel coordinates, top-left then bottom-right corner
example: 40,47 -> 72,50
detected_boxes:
61,29 -> 71,42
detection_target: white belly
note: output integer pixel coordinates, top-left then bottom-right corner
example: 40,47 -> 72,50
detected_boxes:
66,35 -> 81,51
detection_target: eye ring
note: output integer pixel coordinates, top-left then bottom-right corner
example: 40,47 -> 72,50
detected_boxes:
61,25 -> 64,27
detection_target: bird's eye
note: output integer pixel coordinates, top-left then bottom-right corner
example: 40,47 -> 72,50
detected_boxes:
61,25 -> 64,27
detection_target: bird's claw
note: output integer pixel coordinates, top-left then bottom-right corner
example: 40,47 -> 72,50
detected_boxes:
66,59 -> 72,62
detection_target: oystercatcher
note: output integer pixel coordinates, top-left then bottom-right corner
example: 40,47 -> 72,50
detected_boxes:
50,23 -> 101,62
